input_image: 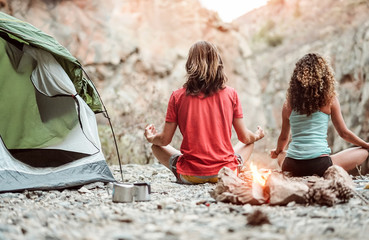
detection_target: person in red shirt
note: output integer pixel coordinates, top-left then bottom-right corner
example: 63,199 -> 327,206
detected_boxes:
144,41 -> 264,184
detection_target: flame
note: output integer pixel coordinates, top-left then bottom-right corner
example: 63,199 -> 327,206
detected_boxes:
250,163 -> 271,187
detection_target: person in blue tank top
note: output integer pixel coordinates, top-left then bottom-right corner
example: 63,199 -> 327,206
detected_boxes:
270,53 -> 369,177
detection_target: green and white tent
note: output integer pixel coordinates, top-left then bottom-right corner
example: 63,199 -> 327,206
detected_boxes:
0,12 -> 115,192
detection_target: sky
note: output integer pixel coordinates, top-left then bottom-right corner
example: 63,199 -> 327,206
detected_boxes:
199,0 -> 268,22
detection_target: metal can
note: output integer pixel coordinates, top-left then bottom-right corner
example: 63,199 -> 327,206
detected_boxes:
134,182 -> 151,201
112,182 -> 134,203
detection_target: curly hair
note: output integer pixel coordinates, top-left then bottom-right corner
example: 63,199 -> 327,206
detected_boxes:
183,41 -> 227,96
287,53 -> 337,116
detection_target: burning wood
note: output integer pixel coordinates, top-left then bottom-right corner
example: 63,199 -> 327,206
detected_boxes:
210,167 -> 265,205
210,165 -> 355,206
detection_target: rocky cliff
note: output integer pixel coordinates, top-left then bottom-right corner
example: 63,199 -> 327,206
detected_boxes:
235,0 -> 369,153
1,0 -> 368,164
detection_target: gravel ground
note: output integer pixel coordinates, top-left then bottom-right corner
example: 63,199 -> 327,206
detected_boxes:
1,163 -> 369,240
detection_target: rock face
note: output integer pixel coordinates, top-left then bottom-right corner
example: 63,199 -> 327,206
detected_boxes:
1,0 -> 368,163
235,0 -> 369,152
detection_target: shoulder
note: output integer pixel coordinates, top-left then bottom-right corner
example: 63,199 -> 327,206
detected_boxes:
320,96 -> 339,114
171,87 -> 186,98
282,100 -> 292,118
223,85 -> 236,92
330,96 -> 341,111
283,100 -> 292,112
219,86 -> 238,97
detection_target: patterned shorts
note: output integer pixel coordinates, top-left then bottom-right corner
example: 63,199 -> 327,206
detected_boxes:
168,154 -> 244,184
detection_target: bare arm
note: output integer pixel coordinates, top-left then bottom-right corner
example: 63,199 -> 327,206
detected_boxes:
233,118 -> 264,145
144,122 -> 177,146
271,101 -> 291,158
331,97 -> 369,149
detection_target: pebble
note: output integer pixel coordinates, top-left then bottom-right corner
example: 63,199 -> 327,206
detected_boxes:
0,163 -> 368,240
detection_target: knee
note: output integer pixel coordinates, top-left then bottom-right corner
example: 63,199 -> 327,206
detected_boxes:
277,156 -> 284,167
354,148 -> 369,165
245,142 -> 254,150
277,151 -> 287,167
362,148 -> 369,159
151,144 -> 160,153
358,147 -> 369,157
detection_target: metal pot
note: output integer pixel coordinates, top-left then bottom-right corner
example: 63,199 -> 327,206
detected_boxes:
112,183 -> 134,203
133,182 -> 151,202
111,182 -> 151,203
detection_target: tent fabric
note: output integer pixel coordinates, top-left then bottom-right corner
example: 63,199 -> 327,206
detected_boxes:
0,11 -> 102,112
0,12 -> 115,192
0,137 -> 113,192
0,38 -> 78,150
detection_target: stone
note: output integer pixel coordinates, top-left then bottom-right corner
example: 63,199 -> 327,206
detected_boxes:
0,164 -> 367,239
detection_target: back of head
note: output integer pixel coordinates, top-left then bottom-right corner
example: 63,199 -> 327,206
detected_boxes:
287,53 -> 336,116
184,41 -> 227,96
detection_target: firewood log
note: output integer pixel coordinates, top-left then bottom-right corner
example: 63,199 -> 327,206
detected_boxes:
265,172 -> 309,205
305,165 -> 354,206
209,167 -> 265,205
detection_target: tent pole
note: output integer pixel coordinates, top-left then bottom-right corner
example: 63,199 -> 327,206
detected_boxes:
82,70 -> 124,182
104,110 -> 124,182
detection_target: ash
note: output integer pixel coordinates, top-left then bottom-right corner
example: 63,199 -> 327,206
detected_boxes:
1,164 -> 369,240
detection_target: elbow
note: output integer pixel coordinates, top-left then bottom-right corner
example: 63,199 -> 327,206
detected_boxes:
153,134 -> 172,146
337,129 -> 350,140
160,136 -> 172,146
238,135 -> 251,144
161,139 -> 171,146
278,135 -> 289,143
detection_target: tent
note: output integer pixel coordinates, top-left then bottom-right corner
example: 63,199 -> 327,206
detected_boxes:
0,12 -> 116,192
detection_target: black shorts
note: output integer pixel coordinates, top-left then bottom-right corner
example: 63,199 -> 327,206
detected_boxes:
282,156 -> 333,177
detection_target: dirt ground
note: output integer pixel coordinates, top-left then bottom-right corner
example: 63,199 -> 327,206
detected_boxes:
1,162 -> 369,240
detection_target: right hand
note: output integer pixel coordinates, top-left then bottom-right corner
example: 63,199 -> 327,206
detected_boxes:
270,149 -> 279,159
255,126 -> 265,141
144,124 -> 157,143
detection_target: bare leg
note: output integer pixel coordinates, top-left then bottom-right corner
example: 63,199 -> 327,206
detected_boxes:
331,147 -> 369,171
277,151 -> 287,167
234,142 -> 254,165
151,144 -> 181,169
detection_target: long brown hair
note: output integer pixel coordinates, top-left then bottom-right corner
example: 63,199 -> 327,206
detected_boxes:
287,53 -> 336,116
183,41 -> 227,96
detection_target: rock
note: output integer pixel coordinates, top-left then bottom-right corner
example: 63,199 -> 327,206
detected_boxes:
246,209 -> 271,226
0,164 -> 368,239
83,182 -> 105,190
0,0 -> 367,164
77,187 -> 91,194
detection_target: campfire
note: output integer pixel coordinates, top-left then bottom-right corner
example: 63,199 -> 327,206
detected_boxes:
210,163 -> 355,206
249,163 -> 271,187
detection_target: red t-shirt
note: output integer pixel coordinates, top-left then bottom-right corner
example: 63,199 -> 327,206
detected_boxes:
165,86 -> 243,176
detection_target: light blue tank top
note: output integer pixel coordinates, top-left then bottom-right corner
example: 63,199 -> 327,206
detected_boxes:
286,111 -> 331,159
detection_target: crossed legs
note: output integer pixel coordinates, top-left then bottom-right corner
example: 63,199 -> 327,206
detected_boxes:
151,145 -> 180,169
233,142 -> 254,166
331,147 -> 369,172
276,147 -> 369,173
151,142 -> 255,171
